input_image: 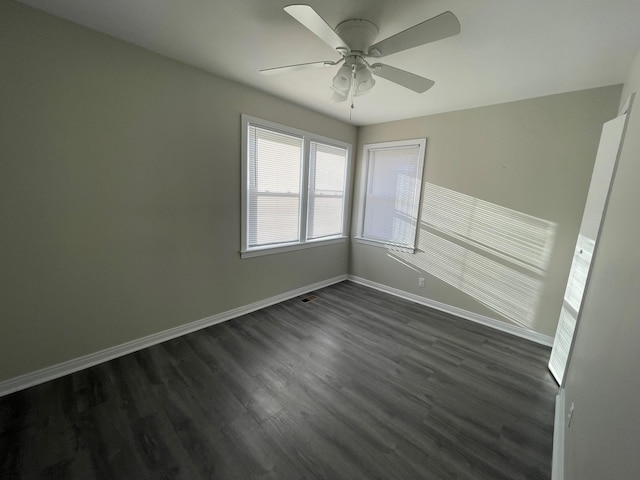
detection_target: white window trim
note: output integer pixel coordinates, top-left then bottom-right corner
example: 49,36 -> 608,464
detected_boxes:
355,138 -> 427,253
240,114 -> 352,258
354,237 -> 416,254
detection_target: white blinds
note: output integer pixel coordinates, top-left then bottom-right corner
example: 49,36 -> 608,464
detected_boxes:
248,125 -> 303,248
362,145 -> 422,247
307,142 -> 347,240
243,116 -> 350,255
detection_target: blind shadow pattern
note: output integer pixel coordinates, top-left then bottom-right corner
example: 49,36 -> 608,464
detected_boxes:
388,183 -> 557,329
548,234 -> 593,379
421,183 -> 555,274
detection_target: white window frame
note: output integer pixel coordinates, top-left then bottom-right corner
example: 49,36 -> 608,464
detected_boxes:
241,115 -> 351,258
355,138 -> 427,253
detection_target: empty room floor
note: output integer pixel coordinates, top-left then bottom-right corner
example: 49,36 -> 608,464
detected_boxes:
0,281 -> 558,479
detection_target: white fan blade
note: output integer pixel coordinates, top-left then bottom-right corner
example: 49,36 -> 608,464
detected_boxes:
260,60 -> 335,76
368,11 -> 460,58
284,5 -> 348,51
371,63 -> 434,93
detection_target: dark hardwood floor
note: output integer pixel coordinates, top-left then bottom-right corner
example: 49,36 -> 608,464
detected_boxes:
0,281 -> 558,479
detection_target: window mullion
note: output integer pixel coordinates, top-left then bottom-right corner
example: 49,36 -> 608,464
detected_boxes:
299,136 -> 311,242
241,114 -> 350,256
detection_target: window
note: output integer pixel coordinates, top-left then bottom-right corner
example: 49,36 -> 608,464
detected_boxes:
356,139 -> 426,252
241,115 -> 350,258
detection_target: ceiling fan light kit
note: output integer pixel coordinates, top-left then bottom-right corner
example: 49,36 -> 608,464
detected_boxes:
332,63 -> 353,91
261,5 -> 461,106
330,88 -> 349,104
354,64 -> 375,96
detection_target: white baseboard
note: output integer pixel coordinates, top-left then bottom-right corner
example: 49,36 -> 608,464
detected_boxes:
347,275 -> 554,347
0,274 -> 347,397
1,273 -> 553,397
552,388 -> 566,480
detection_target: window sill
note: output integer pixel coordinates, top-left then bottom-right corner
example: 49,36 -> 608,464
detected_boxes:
354,237 -> 416,254
241,236 -> 348,258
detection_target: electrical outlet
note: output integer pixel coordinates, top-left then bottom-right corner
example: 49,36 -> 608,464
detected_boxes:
418,277 -> 425,287
568,402 -> 575,428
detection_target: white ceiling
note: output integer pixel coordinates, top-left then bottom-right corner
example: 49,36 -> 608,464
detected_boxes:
18,0 -> 640,126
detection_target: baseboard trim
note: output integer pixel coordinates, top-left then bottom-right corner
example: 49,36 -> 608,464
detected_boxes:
0,274 -> 348,397
347,275 -> 554,347
552,388 -> 566,480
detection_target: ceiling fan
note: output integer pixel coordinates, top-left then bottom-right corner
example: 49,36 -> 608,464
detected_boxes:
260,5 -> 461,104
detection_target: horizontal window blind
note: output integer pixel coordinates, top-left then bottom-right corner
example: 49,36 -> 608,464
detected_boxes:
248,125 -> 302,248
307,142 -> 348,240
242,115 -> 351,256
362,144 -> 423,248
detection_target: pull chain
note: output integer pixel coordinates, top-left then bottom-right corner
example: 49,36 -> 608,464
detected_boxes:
349,66 -> 356,120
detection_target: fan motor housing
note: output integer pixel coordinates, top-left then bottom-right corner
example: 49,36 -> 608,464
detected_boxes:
335,19 -> 378,53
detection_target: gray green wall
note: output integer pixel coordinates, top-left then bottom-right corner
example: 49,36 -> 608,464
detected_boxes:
0,0 -> 627,397
350,86 -> 621,337
0,1 -> 357,382
562,48 -> 640,480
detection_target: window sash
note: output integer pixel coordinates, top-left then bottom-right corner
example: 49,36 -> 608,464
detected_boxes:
242,115 -> 350,256
247,125 -> 303,248
307,141 -> 348,240
358,139 -> 426,250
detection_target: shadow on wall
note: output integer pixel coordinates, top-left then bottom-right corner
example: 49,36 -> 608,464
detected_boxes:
389,183 -> 557,330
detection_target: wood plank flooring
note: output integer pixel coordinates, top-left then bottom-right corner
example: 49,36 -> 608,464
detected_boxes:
0,281 -> 558,479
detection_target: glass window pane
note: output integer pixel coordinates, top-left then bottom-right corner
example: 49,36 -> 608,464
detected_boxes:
307,142 -> 347,240
362,143 -> 424,248
248,125 -> 302,247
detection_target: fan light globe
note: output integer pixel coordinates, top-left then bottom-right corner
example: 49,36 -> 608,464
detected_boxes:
330,88 -> 349,103
332,64 -> 352,91
354,65 -> 375,96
